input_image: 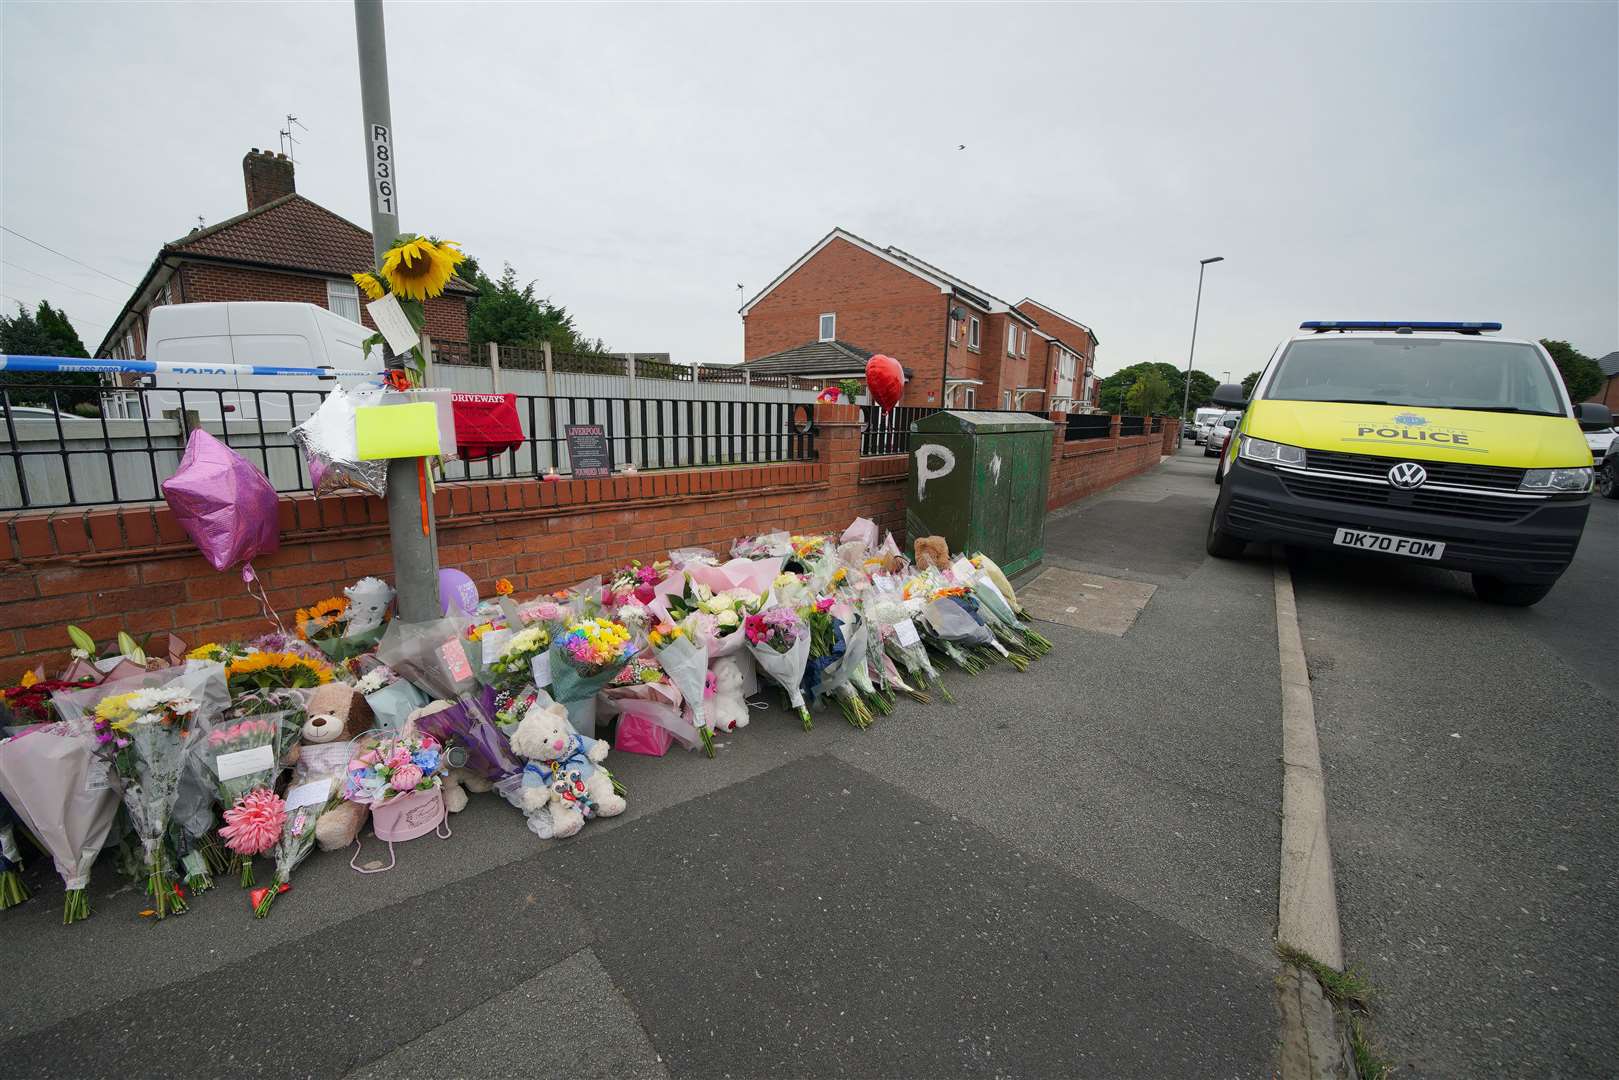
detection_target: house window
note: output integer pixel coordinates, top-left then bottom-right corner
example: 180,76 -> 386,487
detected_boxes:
1019,328 -> 1028,356
963,387 -> 976,409
327,279 -> 362,322
1002,390 -> 1012,409
818,313 -> 836,342
1007,323 -> 1017,354
968,316 -> 981,351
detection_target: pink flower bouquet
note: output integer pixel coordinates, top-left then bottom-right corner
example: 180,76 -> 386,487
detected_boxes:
744,607 -> 812,730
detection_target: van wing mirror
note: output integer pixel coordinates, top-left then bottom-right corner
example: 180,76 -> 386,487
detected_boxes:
1573,402 -> 1613,431
1211,383 -> 1248,409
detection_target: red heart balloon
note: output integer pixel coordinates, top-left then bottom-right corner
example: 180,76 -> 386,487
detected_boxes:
866,354 -> 904,412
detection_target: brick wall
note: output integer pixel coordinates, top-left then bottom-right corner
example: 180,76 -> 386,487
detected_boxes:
0,403 -> 1175,683
0,403 -> 903,683
167,263 -> 470,343
744,238 -> 948,407
1045,414 -> 1180,510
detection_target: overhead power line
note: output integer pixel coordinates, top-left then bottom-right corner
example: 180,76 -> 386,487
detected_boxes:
1,260 -> 123,305
0,226 -> 137,287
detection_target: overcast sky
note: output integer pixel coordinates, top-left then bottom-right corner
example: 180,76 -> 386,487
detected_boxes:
3,2 -> 1615,377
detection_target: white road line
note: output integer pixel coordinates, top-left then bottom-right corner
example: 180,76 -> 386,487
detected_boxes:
1273,551 -> 1345,970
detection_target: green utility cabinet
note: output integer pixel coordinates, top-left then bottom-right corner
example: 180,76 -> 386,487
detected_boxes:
905,410 -> 1052,576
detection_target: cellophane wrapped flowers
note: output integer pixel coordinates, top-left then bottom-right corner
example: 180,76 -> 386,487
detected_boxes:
744,607 -> 813,730
91,680 -> 211,919
202,711 -> 300,885
488,626 -> 550,690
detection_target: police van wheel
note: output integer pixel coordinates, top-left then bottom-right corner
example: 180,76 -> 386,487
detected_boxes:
1471,575 -> 1553,607
1206,509 -> 1246,558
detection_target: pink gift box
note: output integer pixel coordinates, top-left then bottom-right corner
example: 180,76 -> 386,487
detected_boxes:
614,712 -> 673,757
371,785 -> 447,842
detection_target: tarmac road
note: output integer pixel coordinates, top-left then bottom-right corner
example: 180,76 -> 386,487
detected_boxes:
1284,476 -> 1618,1077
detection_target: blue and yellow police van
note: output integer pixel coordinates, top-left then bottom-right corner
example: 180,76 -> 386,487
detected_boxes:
1206,321 -> 1613,605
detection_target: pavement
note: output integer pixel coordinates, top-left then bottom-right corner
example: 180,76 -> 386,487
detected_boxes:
0,445 -> 1286,1079
1285,488 -> 1618,1079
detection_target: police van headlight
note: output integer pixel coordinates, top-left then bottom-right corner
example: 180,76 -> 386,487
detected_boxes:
1239,437 -> 1306,467
1519,467 -> 1592,493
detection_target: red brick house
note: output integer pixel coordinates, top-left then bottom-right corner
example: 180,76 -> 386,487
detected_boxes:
740,227 -> 1099,410
96,149 -> 475,359
1589,351 -> 1619,411
1015,299 -> 1100,412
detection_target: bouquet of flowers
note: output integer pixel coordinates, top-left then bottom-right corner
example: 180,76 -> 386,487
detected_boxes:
869,594 -> 949,704
803,600 -> 873,729
646,622 -> 713,755
547,618 -> 636,734
89,673 -> 217,918
966,556 -> 1051,657
225,650 -> 331,723
486,625 -> 551,691
493,684 -> 542,731
352,662 -> 431,731
170,754 -> 223,893
920,590 -> 1009,672
187,641 -> 253,665
342,731 -> 448,806
0,795 -> 27,908
200,710 -> 297,886
600,651 -> 701,755
254,738 -> 358,918
731,531 -> 792,560
1,673 -> 97,726
0,724 -> 123,923
745,607 -> 813,730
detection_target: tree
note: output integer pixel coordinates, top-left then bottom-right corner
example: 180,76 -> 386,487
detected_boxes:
1538,339 -> 1603,403
1181,369 -> 1218,413
1097,361 -> 1184,414
1125,370 -> 1174,416
0,301 -> 99,409
1241,370 -> 1263,398
461,257 -> 610,355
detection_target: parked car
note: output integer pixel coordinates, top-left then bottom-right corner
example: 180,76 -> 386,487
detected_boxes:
1598,440 -> 1619,500
1204,319 -> 1612,606
1585,424 -> 1618,462
1192,406 -> 1225,445
1204,411 -> 1240,457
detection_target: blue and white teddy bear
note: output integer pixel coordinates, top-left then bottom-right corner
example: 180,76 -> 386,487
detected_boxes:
508,700 -> 626,838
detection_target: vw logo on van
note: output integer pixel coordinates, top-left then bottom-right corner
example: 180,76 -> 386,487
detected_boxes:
1388,462 -> 1428,490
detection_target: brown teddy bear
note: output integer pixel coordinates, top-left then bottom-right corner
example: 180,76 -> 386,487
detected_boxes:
288,682 -> 377,852
913,535 -> 952,572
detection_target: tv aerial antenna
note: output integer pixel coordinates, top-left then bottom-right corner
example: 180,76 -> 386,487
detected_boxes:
279,114 -> 308,163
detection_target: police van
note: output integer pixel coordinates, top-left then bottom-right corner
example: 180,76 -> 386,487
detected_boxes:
1205,321 -> 1613,606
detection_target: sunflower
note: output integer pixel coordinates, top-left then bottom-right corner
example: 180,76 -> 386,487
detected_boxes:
226,651 -> 334,690
295,597 -> 350,641
379,236 -> 465,301
352,271 -> 386,301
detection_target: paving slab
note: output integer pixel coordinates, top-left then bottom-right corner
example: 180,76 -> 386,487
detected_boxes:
345,948 -> 668,1080
1020,566 -> 1157,636
546,754 -> 1277,1080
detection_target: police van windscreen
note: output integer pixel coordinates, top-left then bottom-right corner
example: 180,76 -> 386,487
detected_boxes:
1263,339 -> 1563,416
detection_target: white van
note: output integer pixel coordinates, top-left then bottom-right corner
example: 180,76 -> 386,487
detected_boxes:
139,302 -> 381,423
1192,406 -> 1226,444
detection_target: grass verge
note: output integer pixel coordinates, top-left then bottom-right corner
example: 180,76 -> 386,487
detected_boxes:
1277,943 -> 1392,1080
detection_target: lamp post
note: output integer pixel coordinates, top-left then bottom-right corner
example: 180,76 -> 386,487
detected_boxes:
355,0 -> 440,621
1179,256 -> 1224,443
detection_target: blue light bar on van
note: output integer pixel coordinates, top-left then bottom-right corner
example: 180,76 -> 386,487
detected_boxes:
1299,321 -> 1502,333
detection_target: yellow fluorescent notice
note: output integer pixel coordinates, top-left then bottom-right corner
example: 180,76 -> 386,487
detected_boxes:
355,402 -> 441,459
1242,400 -> 1591,469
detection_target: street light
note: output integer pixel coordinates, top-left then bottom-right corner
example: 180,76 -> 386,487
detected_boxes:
1179,256 -> 1224,443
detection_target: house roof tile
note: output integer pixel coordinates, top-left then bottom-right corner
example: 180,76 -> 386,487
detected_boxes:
742,339 -> 876,376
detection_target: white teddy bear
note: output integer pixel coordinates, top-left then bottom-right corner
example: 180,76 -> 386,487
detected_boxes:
508,700 -> 626,838
709,656 -> 750,733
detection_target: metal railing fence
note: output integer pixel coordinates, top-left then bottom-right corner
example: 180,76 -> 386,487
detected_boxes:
1,383 -> 815,510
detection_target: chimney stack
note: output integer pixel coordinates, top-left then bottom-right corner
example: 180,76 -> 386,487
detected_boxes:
243,148 -> 295,210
